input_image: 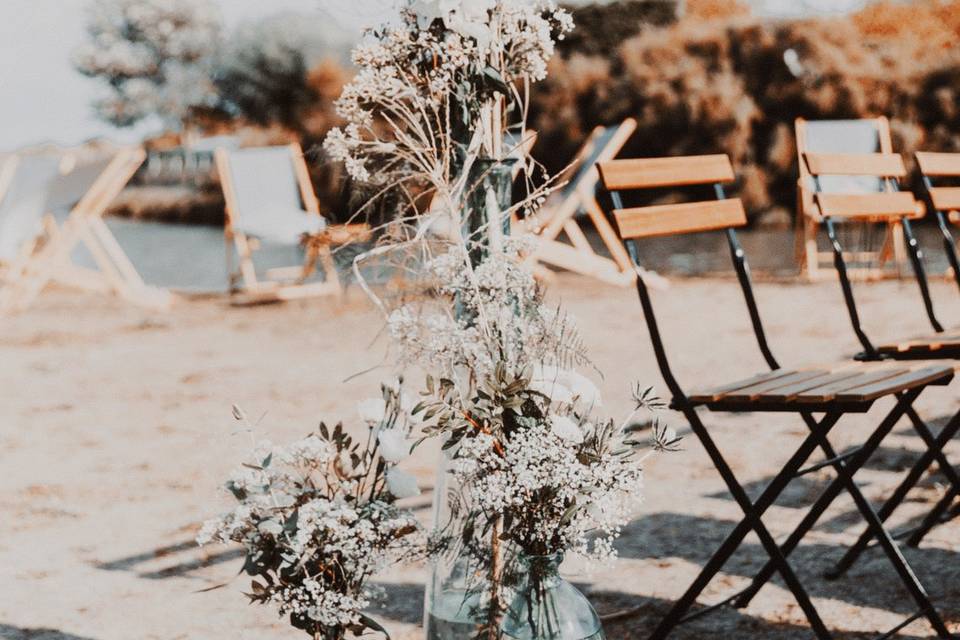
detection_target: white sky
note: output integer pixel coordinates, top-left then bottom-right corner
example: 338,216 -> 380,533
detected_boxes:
0,0 -> 863,152
0,0 -> 395,152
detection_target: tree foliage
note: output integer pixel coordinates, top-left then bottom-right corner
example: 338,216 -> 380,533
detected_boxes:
74,0 -> 222,129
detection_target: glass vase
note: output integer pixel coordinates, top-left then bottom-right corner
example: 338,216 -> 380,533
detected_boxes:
500,554 -> 605,640
423,448 -> 502,639
461,157 -> 517,268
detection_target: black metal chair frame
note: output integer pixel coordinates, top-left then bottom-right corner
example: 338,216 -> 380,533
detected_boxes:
602,169 -> 957,639
919,170 -> 960,295
808,165 -> 960,577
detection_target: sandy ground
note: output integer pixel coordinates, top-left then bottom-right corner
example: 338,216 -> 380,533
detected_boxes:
1,273 -> 959,640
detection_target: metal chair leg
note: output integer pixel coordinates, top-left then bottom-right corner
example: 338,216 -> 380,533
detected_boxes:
906,485 -> 960,548
732,392 -> 918,608
831,407 -> 960,575
807,415 -> 954,637
648,409 -> 836,640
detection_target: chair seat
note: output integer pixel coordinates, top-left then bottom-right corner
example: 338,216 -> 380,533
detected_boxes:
238,207 -> 327,245
687,361 -> 954,413
877,330 -> 960,359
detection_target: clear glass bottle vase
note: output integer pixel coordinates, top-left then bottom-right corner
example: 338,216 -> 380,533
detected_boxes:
500,554 -> 605,640
461,157 -> 517,268
423,451 -> 500,640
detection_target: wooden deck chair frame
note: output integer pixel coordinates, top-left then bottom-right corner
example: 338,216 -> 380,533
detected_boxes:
215,142 -> 369,305
917,151 -> 960,290
598,153 -> 956,639
521,118 -> 637,286
795,116 -> 911,280
0,147 -> 170,314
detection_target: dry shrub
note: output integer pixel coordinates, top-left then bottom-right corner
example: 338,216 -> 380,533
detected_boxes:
685,0 -> 751,21
528,0 -> 960,218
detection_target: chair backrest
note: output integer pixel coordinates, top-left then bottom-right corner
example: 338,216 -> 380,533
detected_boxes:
598,154 -> 746,240
0,154 -> 63,261
217,144 -> 316,235
559,119 -> 637,201
599,154 -> 777,401
796,117 -> 891,197
916,152 -> 960,214
802,151 -> 919,221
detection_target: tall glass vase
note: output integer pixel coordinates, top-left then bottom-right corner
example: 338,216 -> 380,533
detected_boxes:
500,554 -> 605,640
424,156 -> 518,640
423,451 -> 502,640
461,158 -> 517,268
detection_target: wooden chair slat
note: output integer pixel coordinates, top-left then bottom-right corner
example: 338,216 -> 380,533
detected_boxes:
878,332 -> 960,356
834,366 -> 953,402
929,187 -> 960,211
597,155 -> 734,190
803,152 -> 906,177
613,198 -> 746,240
792,367 -> 909,403
916,151 -> 960,177
814,192 -> 920,220
688,369 -> 799,403
763,369 -> 864,402
722,370 -> 831,403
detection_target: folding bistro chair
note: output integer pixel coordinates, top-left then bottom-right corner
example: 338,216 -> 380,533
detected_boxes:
0,147 -> 169,314
796,117 -> 912,280
917,151 -> 960,292
802,149 -> 960,579
215,142 -> 369,305
598,154 -> 957,639
519,119 -> 637,286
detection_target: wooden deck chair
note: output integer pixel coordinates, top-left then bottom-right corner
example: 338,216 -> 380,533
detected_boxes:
0,154 -> 63,275
598,153 -> 956,640
519,118 -> 637,286
215,143 -> 368,305
796,117 -> 911,280
0,148 -> 168,314
916,151 -> 960,289
803,154 -> 960,585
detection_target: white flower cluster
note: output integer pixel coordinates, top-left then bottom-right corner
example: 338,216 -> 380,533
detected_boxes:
453,420 -> 644,561
197,413 -> 422,634
386,248 -> 584,381
323,0 -> 573,183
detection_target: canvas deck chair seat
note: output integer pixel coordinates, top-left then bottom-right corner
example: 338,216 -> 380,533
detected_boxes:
795,117 -> 914,280
518,118 -> 637,286
598,153 -> 957,640
800,149 -> 960,578
0,148 -> 170,314
215,143 -> 369,305
0,154 -> 62,270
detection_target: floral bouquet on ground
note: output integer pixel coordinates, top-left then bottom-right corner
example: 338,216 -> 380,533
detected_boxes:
197,384 -> 424,640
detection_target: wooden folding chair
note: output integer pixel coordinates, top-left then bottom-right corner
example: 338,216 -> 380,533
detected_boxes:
215,142 -> 369,305
599,153 -> 956,639
0,148 -> 170,314
796,117 -> 911,280
802,151 -> 960,579
917,151 -> 960,291
519,119 -> 637,286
